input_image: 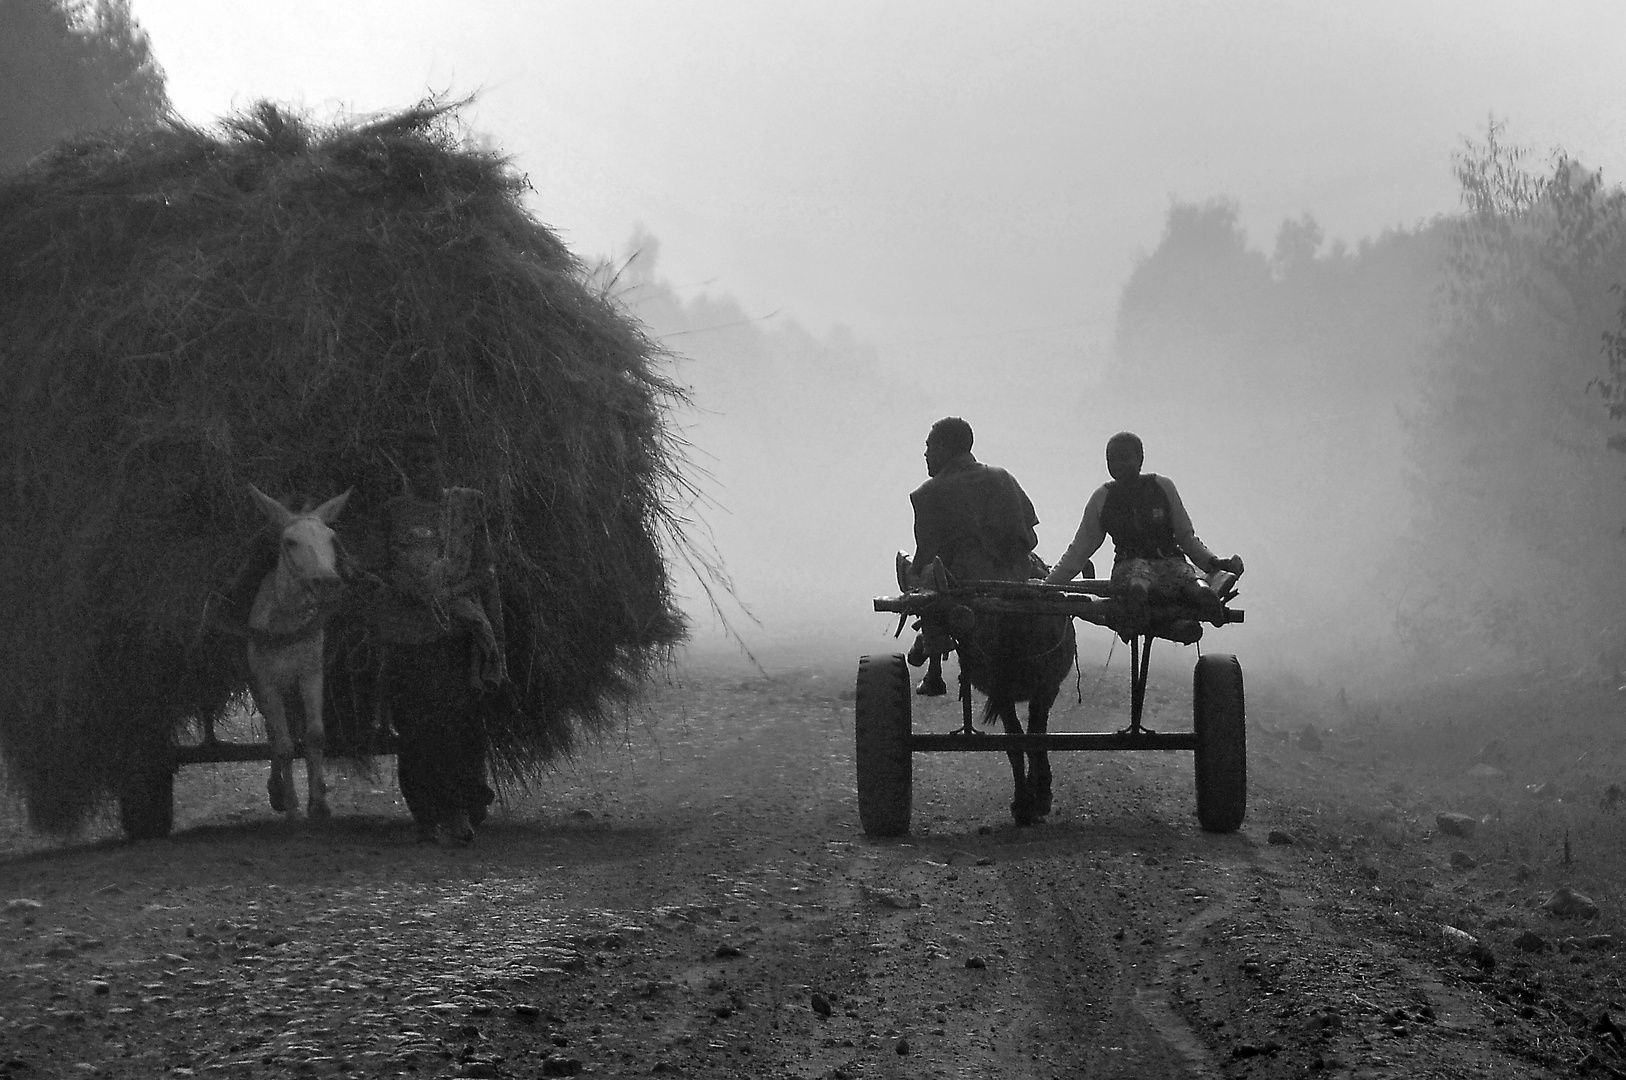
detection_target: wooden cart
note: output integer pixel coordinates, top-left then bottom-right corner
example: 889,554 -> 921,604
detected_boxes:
855,576 -> 1246,837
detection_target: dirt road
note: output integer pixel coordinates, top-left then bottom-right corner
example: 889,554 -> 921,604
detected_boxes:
0,657 -> 1580,1078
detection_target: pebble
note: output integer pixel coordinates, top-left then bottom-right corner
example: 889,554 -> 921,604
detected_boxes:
861,885 -> 921,909
1267,830 -> 1296,845
1513,930 -> 1547,953
1440,925 -> 1478,953
965,956 -> 986,969
1231,1041 -> 1281,1058
1435,812 -> 1478,838
810,992 -> 832,1016
1543,887 -> 1600,920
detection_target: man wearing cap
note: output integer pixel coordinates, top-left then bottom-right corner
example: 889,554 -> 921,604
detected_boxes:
904,416 -> 1042,695
1045,431 -> 1243,632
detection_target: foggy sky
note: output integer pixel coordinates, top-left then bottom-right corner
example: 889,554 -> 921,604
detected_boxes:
133,1 -> 1626,368
128,2 -> 1626,671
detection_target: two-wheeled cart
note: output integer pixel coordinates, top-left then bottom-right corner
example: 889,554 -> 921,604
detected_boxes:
855,575 -> 1246,837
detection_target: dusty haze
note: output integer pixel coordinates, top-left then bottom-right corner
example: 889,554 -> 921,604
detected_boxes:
23,3 -> 1626,691
641,149 -> 1626,689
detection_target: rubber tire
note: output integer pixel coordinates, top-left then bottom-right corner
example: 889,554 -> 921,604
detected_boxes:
119,765 -> 175,841
855,653 -> 912,837
1193,653 -> 1246,833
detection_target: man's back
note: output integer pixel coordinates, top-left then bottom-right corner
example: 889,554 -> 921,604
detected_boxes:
910,457 -> 1038,582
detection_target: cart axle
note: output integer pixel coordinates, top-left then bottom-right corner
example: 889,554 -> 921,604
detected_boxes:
909,731 -> 1197,752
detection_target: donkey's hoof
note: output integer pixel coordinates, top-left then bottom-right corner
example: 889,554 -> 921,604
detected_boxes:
267,776 -> 287,814
1035,782 -> 1053,817
1010,796 -> 1040,827
307,802 -> 331,822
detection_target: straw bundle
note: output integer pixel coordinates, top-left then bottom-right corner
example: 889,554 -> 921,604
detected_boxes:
0,101 -> 690,832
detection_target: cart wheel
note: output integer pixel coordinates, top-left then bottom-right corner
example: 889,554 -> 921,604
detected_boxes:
855,653 -> 912,837
1193,653 -> 1246,833
119,764 -> 176,841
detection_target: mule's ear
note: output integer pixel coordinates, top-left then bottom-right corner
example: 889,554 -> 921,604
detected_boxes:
313,487 -> 353,525
248,483 -> 295,528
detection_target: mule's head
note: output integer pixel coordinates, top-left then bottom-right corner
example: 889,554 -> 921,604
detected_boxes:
249,485 -> 352,599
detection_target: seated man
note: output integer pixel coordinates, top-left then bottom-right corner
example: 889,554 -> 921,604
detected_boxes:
905,416 -> 1042,695
1045,431 -> 1243,635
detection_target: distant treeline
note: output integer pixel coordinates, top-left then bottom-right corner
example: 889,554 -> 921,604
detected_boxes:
1112,123 -> 1626,680
0,0 -> 167,174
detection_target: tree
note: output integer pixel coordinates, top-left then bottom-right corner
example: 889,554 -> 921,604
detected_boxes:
1108,197 -> 1447,676
0,0 -> 168,173
1399,123 -> 1626,673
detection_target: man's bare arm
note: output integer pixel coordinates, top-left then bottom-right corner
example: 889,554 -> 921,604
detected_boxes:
1157,475 -> 1242,574
1045,485 -> 1109,583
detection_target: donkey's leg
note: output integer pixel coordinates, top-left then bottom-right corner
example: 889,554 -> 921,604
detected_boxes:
1028,703 -> 1054,818
1028,659 -> 1065,819
1001,702 -> 1040,826
298,666 -> 330,821
258,689 -> 299,819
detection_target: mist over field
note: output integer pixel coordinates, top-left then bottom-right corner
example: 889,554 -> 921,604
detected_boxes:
10,1 -> 1626,701
636,133 -> 1626,690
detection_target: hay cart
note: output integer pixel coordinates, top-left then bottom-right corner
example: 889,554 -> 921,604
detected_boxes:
855,573 -> 1246,837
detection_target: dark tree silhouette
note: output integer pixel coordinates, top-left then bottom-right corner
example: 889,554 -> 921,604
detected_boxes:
1403,124 -> 1626,670
0,0 -> 168,173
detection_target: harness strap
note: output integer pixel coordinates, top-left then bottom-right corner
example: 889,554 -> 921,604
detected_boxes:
248,619 -> 327,648
248,588 -> 343,648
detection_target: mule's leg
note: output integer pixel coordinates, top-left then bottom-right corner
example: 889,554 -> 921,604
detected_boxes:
1027,655 -> 1065,819
1001,702 -> 1041,826
298,666 -> 330,821
257,689 -> 299,819
1027,703 -> 1054,818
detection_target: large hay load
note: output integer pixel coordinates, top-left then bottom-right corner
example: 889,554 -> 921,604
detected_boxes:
0,102 -> 689,834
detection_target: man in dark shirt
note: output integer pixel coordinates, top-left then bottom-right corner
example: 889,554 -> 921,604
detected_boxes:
362,444 -> 503,844
904,417 -> 1041,694
1045,431 -> 1242,630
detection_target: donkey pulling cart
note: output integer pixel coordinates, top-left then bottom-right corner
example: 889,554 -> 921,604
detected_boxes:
856,572 -> 1247,837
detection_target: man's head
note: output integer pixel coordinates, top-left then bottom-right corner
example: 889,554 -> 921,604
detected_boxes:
1105,431 -> 1144,481
395,433 -> 445,499
925,416 -> 974,476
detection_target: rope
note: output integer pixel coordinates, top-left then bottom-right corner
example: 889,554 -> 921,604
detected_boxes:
958,612 -> 1071,668
1077,635 -> 1117,705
